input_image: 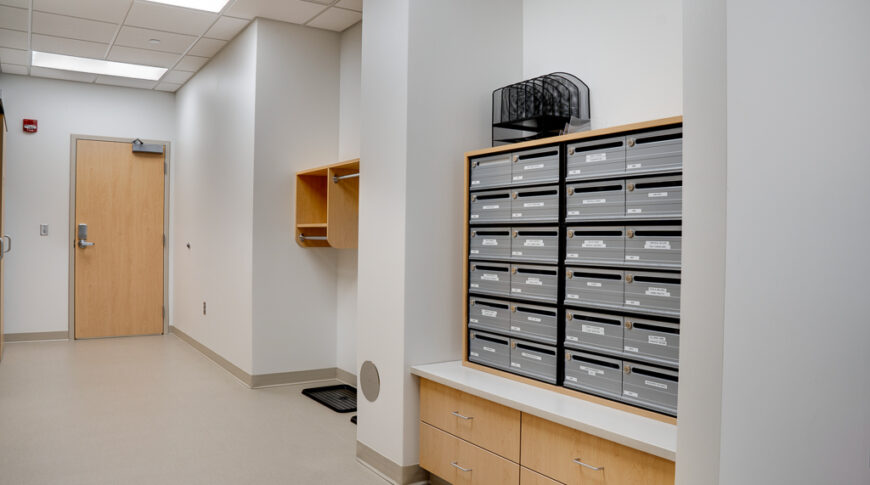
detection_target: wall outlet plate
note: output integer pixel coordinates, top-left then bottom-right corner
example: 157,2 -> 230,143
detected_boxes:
40,224 -> 49,236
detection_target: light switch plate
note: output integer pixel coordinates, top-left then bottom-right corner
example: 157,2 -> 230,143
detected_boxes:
40,224 -> 49,236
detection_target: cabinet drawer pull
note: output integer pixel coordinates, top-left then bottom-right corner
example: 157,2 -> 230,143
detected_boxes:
573,458 -> 604,471
451,461 -> 472,472
451,411 -> 474,420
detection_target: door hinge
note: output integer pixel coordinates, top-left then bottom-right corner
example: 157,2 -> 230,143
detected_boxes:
162,234 -> 165,247
162,306 -> 165,318
164,162 -> 167,174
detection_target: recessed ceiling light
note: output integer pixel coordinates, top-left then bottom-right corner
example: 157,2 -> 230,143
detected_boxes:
144,0 -> 231,13
31,51 -> 168,81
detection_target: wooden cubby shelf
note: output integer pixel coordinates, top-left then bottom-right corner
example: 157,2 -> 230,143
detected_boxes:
294,158 -> 359,248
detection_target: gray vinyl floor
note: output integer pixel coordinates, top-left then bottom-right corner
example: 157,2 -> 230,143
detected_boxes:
0,334 -> 386,485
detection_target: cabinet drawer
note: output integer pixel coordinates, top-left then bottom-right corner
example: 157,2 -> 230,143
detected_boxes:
521,467 -> 562,485
420,422 -> 520,485
420,379 -> 521,462
520,414 -> 674,485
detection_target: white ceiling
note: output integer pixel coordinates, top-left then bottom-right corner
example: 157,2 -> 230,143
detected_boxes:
0,0 -> 362,92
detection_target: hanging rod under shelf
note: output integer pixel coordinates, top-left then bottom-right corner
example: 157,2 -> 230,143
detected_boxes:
333,173 -> 359,183
298,234 -> 328,242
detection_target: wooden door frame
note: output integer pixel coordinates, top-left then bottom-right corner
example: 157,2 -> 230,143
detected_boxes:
67,135 -> 171,339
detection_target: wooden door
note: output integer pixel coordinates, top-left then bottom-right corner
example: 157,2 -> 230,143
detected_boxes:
74,139 -> 164,339
0,113 -> 6,359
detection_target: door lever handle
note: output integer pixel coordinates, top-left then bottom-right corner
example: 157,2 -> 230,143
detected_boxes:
1,234 -> 10,254
78,240 -> 95,249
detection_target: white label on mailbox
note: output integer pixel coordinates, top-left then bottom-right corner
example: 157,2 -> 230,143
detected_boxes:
581,324 -> 604,335
624,346 -> 639,353
470,283 -> 479,288
627,163 -> 642,169
644,241 -> 671,250
482,239 -> 498,246
521,352 -> 542,361
645,287 -> 671,297
482,204 -> 500,210
511,362 -> 521,368
471,180 -> 480,185
623,390 -> 639,398
565,375 -> 578,382
482,346 -> 495,353
512,212 -> 523,217
625,300 -> 640,306
470,318 -> 479,323
470,351 -> 479,357
587,282 -> 602,287
586,153 -> 607,162
625,255 -> 640,261
645,380 -> 668,390
527,316 -> 541,323
525,277 -> 543,286
579,365 -> 603,376
566,293 -> 580,299
480,273 -> 500,281
523,163 -> 545,170
524,239 -> 545,247
470,214 -> 479,219
512,251 -> 523,256
649,335 -> 668,346
648,192 -> 668,198
470,249 -> 479,254
582,198 -> 606,205
512,175 -> 523,181
523,202 -> 545,208
511,325 -> 522,331
627,208 -> 642,214
582,240 -> 606,248
481,309 -> 498,318
566,335 -> 579,342
566,253 -> 579,258
568,169 -> 582,175
511,288 -> 522,293
567,210 -> 580,216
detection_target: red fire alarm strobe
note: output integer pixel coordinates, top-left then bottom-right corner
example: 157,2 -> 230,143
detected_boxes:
23,119 -> 37,133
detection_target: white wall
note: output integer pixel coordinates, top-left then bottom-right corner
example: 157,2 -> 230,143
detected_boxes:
0,74 -> 175,335
336,21 -> 362,377
523,0 -> 682,129
173,22 -> 257,373
251,19 -> 341,375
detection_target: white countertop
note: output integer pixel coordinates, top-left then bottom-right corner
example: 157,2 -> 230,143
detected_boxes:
410,360 -> 677,461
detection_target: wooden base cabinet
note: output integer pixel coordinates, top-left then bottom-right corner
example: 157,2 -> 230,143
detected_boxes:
420,422 -> 520,485
520,467 -> 561,485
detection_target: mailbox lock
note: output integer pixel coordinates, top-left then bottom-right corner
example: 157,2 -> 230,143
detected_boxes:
512,267 -> 517,274
625,320 -> 633,329
513,231 -> 518,238
566,313 -> 573,321
471,299 -> 476,306
511,341 -> 517,349
472,195 -> 478,202
566,352 -> 572,360
627,229 -> 635,238
627,183 -> 635,191
512,192 -> 518,199
512,155 -> 518,163
624,365 -> 632,374
567,230 -> 574,238
511,305 -> 517,312
568,148 -> 575,155
567,187 -> 575,196
472,161 -> 479,168
471,231 -> 477,238
566,271 -> 573,279
471,265 -> 477,271
625,274 -> 634,283
628,138 -> 636,147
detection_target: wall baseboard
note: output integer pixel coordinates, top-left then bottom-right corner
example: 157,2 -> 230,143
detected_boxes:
169,326 -> 346,389
336,367 -> 357,386
356,441 -> 428,485
4,331 -> 69,342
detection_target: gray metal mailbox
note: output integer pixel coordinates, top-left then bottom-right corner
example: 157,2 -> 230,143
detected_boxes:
511,264 -> 559,303
470,153 -> 512,190
564,350 -> 623,399
511,146 -> 560,186
512,227 -> 560,263
511,303 -> 558,345
625,175 -> 682,220
622,362 -> 679,415
468,297 -> 511,335
468,330 -> 511,370
469,262 -> 511,297
624,270 -> 681,316
566,180 -> 626,221
566,135 -> 626,181
469,227 -> 511,261
624,317 -> 680,367
625,127 -> 682,175
565,309 -> 624,354
564,267 -> 624,309
565,226 -> 625,266
470,189 -> 512,224
510,339 -> 558,384
625,225 -> 682,269
511,186 -> 560,223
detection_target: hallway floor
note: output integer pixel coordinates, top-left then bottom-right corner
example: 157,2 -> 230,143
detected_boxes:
0,334 -> 386,485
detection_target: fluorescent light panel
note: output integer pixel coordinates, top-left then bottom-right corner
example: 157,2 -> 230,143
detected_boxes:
31,51 -> 167,81
144,0 -> 230,13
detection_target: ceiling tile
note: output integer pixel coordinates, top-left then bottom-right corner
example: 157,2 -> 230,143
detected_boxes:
162,69 -> 192,84
32,11 -> 119,44
31,34 -> 109,58
0,28 -> 27,50
155,81 -> 181,92
1,63 -> 28,75
175,54 -> 207,72
335,0 -> 361,12
30,66 -> 97,83
125,1 -> 218,37
307,7 -> 361,32
0,5 -> 28,31
95,74 -> 158,89
0,47 -> 29,65
205,16 -> 249,41
108,45 -> 180,68
188,37 -> 225,57
0,0 -> 29,8
226,0 -> 327,24
115,26 -> 196,54
33,0 -> 133,24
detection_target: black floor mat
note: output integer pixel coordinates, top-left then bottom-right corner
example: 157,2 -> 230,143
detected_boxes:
301,384 -> 357,413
